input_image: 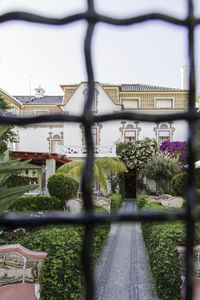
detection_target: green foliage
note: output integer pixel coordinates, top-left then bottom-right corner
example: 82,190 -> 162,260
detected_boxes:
110,173 -> 126,198
9,196 -> 64,212
0,154 -> 39,214
0,97 -> 16,154
47,173 -> 78,200
6,174 -> 37,187
136,194 -> 151,209
109,193 -> 122,211
145,153 -> 182,193
171,172 -> 187,196
57,157 -> 127,193
18,216 -> 110,300
21,226 -> 83,300
116,138 -> 158,170
141,201 -> 185,299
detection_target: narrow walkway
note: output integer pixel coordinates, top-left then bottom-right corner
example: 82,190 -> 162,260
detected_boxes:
94,201 -> 158,300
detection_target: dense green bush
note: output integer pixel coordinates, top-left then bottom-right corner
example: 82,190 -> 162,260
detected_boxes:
9,195 -> 64,212
109,193 -> 122,210
21,226 -> 83,300
171,172 -> 187,196
47,173 -> 78,200
136,194 -> 151,209
19,214 -> 110,300
142,220 -> 184,300
141,201 -> 185,299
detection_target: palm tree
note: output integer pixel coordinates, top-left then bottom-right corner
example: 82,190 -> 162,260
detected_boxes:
57,157 -> 127,193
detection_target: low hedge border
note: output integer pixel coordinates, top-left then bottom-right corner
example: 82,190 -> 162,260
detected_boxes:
9,196 -> 65,212
136,194 -> 151,209
109,193 -> 122,211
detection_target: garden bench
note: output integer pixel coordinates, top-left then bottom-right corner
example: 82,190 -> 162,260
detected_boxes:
0,244 -> 48,300
177,245 -> 200,300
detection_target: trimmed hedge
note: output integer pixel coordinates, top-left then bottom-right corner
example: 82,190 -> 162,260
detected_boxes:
4,206 -> 110,300
109,193 -> 122,210
19,220 -> 110,299
136,194 -> 151,209
47,173 -> 78,200
141,202 -> 185,299
9,195 -> 64,212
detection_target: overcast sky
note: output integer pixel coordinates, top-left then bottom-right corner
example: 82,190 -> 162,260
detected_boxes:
0,0 -> 200,96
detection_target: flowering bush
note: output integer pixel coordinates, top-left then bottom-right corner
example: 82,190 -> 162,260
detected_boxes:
116,138 -> 158,170
160,141 -> 188,164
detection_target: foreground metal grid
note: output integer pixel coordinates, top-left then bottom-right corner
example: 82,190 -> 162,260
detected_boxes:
0,0 -> 199,299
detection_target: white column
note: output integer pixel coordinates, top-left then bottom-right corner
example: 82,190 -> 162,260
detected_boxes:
45,158 -> 56,195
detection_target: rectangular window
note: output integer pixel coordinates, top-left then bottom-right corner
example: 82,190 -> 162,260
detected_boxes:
50,139 -> 63,152
83,127 -> 98,145
122,99 -> 139,109
34,110 -> 49,116
158,130 -> 170,144
91,128 -> 98,145
155,98 -> 173,109
124,130 -> 136,142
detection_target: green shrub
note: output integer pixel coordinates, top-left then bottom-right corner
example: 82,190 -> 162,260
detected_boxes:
141,201 -> 185,299
142,220 -> 184,300
19,218 -> 110,300
109,193 -> 122,211
47,173 -> 78,200
21,226 -> 83,300
9,196 -> 64,212
171,172 -> 187,196
136,194 -> 151,209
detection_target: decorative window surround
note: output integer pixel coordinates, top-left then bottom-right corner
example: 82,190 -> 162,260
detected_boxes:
158,129 -> 170,144
154,97 -> 174,109
80,123 -> 103,146
124,130 -> 136,142
121,97 -> 140,109
119,121 -> 141,141
154,122 -> 175,143
47,132 -> 64,152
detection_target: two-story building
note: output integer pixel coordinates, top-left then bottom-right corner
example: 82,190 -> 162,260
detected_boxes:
0,82 -> 189,196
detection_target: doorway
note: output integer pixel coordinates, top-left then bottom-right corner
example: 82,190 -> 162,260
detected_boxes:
125,169 -> 137,198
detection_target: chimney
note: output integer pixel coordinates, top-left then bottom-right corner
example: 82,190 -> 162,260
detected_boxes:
35,84 -> 45,97
180,65 -> 189,90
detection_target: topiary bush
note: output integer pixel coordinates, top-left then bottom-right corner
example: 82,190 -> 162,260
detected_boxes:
109,193 -> 122,211
171,172 -> 187,196
136,194 -> 151,209
9,195 -> 64,212
47,173 -> 78,200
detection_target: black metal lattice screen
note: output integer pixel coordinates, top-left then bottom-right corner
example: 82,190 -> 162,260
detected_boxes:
0,1 -> 199,299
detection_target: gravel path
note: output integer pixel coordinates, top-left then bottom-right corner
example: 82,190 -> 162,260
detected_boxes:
94,201 -> 158,300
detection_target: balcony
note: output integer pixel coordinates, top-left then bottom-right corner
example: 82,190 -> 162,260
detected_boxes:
55,145 -> 116,158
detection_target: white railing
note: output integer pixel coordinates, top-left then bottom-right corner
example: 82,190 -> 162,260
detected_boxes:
55,145 -> 116,157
